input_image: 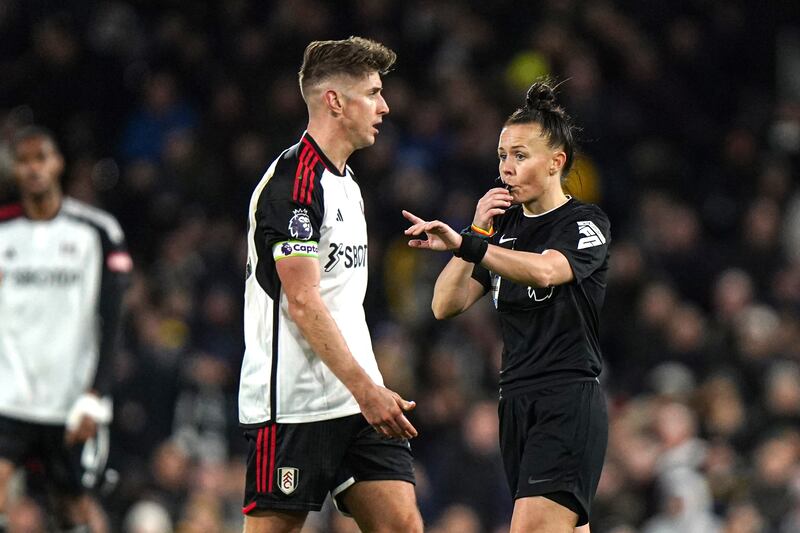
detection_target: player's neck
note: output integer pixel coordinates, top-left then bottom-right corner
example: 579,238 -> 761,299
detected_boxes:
22,189 -> 62,220
306,124 -> 352,175
522,189 -> 569,216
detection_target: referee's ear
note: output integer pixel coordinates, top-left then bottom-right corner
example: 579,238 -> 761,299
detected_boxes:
550,150 -> 567,175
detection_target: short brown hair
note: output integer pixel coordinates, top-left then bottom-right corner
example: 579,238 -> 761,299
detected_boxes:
298,36 -> 396,97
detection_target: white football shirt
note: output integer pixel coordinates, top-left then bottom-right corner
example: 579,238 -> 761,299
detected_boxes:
238,133 -> 383,425
0,198 -> 131,424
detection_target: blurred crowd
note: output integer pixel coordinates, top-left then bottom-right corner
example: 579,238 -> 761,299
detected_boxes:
1,0 -> 800,532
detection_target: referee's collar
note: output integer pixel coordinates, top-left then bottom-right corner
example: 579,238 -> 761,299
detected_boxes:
301,132 -> 346,177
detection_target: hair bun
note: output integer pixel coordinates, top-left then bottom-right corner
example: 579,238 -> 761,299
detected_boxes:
525,81 -> 557,112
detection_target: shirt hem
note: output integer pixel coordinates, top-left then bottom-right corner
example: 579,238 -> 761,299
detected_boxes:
500,372 -> 599,398
239,405 -> 362,427
0,406 -> 67,425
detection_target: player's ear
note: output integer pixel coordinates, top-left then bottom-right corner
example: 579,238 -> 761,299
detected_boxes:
53,151 -> 65,176
323,89 -> 344,116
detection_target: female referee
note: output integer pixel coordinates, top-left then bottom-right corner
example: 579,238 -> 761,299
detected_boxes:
403,80 -> 610,533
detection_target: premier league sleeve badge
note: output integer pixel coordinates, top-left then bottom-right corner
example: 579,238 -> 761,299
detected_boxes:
288,209 -> 313,241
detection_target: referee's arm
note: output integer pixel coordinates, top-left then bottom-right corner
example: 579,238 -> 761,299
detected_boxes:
431,258 -> 486,319
276,256 -> 417,440
480,247 -> 573,288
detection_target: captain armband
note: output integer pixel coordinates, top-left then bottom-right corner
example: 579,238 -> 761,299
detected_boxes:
272,240 -> 320,260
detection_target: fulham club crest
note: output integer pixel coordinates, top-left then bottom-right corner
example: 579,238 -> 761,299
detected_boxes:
278,467 -> 299,495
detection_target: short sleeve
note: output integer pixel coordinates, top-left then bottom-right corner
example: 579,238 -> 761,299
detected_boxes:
545,207 -> 610,283
471,263 -> 491,290
255,157 -> 324,261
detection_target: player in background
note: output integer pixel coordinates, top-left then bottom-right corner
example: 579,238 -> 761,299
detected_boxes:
404,80 -> 610,533
0,127 -> 132,533
238,37 -> 422,533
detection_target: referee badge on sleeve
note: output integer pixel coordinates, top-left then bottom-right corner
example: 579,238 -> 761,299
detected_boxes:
278,467 -> 299,495
576,221 -> 606,249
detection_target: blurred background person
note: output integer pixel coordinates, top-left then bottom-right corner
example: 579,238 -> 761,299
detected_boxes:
0,127 -> 131,532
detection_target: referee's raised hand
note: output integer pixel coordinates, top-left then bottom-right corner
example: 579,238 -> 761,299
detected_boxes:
473,186 -> 513,230
402,210 -> 461,252
355,383 -> 417,440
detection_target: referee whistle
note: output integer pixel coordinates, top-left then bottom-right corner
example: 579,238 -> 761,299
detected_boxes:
495,175 -> 511,191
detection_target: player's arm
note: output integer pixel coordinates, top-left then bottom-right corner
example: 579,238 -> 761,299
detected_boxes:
66,226 -> 132,446
276,256 -> 417,440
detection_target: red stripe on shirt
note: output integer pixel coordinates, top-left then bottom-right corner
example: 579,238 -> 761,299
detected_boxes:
268,424 -> 277,493
293,144 -> 311,202
299,155 -> 319,205
305,156 -> 319,204
296,147 -> 316,204
0,204 -> 23,221
302,136 -> 332,171
298,151 -> 315,205
242,501 -> 257,515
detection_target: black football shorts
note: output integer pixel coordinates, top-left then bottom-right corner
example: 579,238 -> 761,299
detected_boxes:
242,413 -> 415,516
499,379 -> 608,526
0,414 -> 85,496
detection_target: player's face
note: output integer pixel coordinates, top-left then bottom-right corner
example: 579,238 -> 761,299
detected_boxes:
339,71 -> 389,150
497,123 -> 563,205
13,136 -> 63,198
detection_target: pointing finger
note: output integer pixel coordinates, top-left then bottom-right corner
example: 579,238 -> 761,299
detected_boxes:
402,210 -> 424,224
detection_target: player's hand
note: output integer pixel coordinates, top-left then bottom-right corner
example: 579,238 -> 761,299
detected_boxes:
357,384 -> 418,440
473,187 -> 513,230
65,415 -> 98,446
402,210 -> 461,252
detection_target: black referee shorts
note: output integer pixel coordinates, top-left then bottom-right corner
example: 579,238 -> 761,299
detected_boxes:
0,414 -> 85,497
242,413 -> 415,516
499,379 -> 608,526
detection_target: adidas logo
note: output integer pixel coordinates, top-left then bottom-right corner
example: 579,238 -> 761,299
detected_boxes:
336,209 -> 344,222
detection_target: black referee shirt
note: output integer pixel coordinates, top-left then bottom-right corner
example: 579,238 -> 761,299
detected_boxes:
472,197 -> 610,396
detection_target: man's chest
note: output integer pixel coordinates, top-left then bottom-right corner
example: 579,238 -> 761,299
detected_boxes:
0,221 -> 98,289
318,178 -> 368,274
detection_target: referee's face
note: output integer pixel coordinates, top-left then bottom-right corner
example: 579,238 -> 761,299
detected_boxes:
339,71 -> 389,150
497,123 -> 563,204
13,136 -> 63,199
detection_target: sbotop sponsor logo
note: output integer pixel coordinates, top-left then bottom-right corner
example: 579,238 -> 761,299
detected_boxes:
7,269 -> 82,286
324,243 -> 368,272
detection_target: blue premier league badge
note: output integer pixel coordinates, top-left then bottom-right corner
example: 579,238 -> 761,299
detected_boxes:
288,209 -> 313,240
281,242 -> 293,256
